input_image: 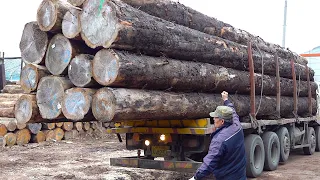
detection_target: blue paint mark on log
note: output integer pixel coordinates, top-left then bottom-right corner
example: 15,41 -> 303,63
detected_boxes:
65,92 -> 85,115
63,50 -> 71,63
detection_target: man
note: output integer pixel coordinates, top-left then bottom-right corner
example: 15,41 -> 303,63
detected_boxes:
190,91 -> 246,180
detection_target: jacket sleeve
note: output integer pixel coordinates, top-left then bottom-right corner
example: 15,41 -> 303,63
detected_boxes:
224,99 -> 240,126
194,138 -> 225,179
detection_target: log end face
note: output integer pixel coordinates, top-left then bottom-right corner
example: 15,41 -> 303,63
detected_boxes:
92,88 -> 116,122
62,9 -> 81,39
20,22 -> 48,64
62,88 -> 90,120
93,49 -> 119,86
37,0 -> 57,32
69,54 -> 94,87
16,129 -> 31,145
4,133 -> 16,147
80,0 -> 120,48
20,65 -> 38,93
46,34 -> 72,75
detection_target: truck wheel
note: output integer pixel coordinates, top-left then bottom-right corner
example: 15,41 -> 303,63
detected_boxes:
276,127 -> 290,163
245,134 -> 265,177
303,127 -> 316,155
262,132 -> 280,171
314,126 -> 320,152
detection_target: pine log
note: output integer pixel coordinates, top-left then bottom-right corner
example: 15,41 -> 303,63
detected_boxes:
19,22 -> 49,64
64,129 -> 79,140
80,0 -> 312,80
56,122 -> 64,127
0,101 -> 16,109
67,0 -> 85,7
37,76 -> 74,119
16,122 -> 27,130
62,88 -> 96,120
15,95 -> 43,124
0,124 -> 8,136
93,49 -> 317,97
31,131 -> 46,143
27,123 -> 42,134
86,127 -> 93,136
20,64 -> 50,93
62,122 -> 73,131
83,122 -> 90,131
53,128 -> 65,141
4,133 -> 16,147
46,34 -> 94,75
37,0 -> 75,32
43,130 -> 55,141
68,54 -> 98,87
0,137 -> 6,147
62,8 -> 81,39
1,85 -> 24,94
16,129 -> 31,145
92,88 -> 317,122
0,108 -> 15,118
0,119 -> 17,132
122,0 -> 308,66
42,123 -> 56,130
74,122 -> 83,131
0,93 -> 23,99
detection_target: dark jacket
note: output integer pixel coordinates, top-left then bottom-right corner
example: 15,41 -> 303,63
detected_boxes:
194,100 -> 246,180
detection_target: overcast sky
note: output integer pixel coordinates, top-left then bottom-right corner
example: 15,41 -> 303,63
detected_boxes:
0,0 -> 319,57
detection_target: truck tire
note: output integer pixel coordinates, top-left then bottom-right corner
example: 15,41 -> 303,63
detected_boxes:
276,127 -> 290,163
303,127 -> 316,155
314,126 -> 320,152
262,132 -> 280,171
245,134 -> 265,177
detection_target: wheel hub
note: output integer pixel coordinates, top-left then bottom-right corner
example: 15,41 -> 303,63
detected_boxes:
283,136 -> 290,153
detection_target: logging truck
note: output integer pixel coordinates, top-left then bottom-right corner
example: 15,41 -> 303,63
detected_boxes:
107,53 -> 320,178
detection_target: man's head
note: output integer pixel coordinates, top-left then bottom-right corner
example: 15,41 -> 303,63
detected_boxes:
210,106 -> 233,128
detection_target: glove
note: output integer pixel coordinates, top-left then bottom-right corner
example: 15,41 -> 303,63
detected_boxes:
189,177 -> 196,180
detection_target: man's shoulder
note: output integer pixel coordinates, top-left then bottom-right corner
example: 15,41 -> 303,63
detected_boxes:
216,124 -> 242,143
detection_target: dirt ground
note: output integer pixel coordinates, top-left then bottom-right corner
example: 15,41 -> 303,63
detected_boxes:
1,135 -> 320,180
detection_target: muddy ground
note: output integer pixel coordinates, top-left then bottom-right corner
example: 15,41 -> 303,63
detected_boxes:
0,135 -> 320,180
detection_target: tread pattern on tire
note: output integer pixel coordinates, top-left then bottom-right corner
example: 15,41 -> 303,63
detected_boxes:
262,132 -> 280,171
245,134 -> 265,178
276,127 -> 290,163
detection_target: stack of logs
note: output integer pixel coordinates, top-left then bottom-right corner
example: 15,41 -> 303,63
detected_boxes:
14,0 -> 317,136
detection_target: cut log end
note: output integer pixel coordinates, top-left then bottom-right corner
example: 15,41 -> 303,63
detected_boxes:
75,122 -> 83,131
92,88 -> 116,122
43,123 -> 56,130
20,21 -> 48,64
46,34 -> 73,75
83,122 -> 90,131
16,129 -> 31,145
68,54 -> 95,87
93,49 -> 119,86
4,133 -> 16,147
62,8 -> 81,39
37,0 -> 57,32
28,123 -> 42,134
81,0 -> 120,48
67,0 -> 85,6
20,64 -> 48,93
15,95 -> 35,124
56,122 -> 64,127
0,124 -> 8,136
62,122 -> 73,131
54,128 -> 65,141
31,131 -> 46,143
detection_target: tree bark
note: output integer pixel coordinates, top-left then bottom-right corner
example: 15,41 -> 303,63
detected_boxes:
93,49 -> 317,97
121,0 -> 308,66
37,76 -> 74,119
1,85 -> 24,94
67,0 -> 85,7
19,21 -> 50,64
74,122 -> 83,131
53,128 -> 65,141
31,131 -> 46,143
42,123 -> 56,130
0,119 -> 17,132
62,8 -> 82,39
4,133 -> 16,147
62,122 -> 73,131
80,0 -> 312,80
15,95 -> 43,124
68,54 -> 99,87
62,88 -> 96,120
15,129 -> 31,145
92,88 -> 317,122
27,123 -> 42,134
20,64 -> 50,93
83,122 -> 90,131
0,124 -> 7,136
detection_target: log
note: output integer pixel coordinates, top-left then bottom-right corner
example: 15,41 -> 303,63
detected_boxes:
68,54 -> 98,87
83,122 -> 90,131
1,85 -> 24,94
36,76 -> 74,119
53,127 -> 64,141
0,119 -> 17,132
31,131 -> 46,143
20,64 -> 50,93
92,88 -> 317,122
56,122 -> 64,127
16,129 -> 31,145
37,0 -> 75,32
122,0 -> 308,66
4,133 -> 16,147
67,0 -> 85,7
62,88 -> 96,120
74,122 -> 83,131
80,0 -> 312,80
0,108 -> 15,118
86,127 -> 93,136
0,123 -> 7,136
19,21 -> 49,64
64,129 -> 79,140
16,122 -> 27,130
0,101 -> 16,109
62,122 -> 73,131
43,130 -> 55,141
42,123 -> 56,130
0,137 -> 6,147
62,8 -> 81,39
0,93 -> 23,99
27,123 -> 42,134
15,95 -> 43,124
